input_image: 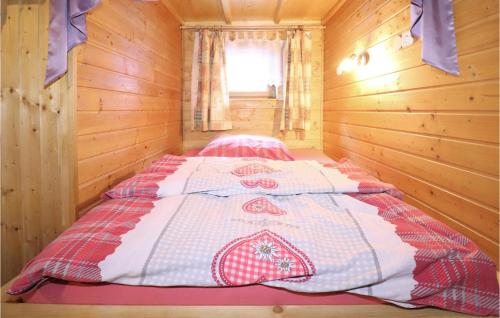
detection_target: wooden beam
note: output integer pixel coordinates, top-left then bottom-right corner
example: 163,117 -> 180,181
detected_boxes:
274,0 -> 285,24
0,303 -> 482,318
321,0 -> 347,25
160,0 -> 184,23
219,0 -> 232,24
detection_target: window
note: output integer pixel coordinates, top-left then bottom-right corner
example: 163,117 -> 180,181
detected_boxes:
225,37 -> 284,98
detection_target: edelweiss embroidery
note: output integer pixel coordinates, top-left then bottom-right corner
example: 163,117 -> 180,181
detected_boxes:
211,230 -> 315,286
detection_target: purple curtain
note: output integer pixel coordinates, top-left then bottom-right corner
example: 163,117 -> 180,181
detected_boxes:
45,0 -> 101,86
410,0 -> 459,75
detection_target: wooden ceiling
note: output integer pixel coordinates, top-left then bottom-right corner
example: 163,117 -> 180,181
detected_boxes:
161,0 -> 344,25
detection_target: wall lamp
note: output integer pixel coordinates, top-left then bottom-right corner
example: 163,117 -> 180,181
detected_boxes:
336,51 -> 370,75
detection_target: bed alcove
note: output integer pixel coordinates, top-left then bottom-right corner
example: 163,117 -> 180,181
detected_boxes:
1,0 -> 498,317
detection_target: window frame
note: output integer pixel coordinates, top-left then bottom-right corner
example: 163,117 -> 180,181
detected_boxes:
225,38 -> 283,100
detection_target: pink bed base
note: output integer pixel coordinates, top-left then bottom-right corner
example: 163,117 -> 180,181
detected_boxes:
21,148 -> 373,306
22,281 -> 383,305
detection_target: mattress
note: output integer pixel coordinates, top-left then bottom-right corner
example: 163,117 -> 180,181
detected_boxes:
20,148 -> 373,306
21,281 -> 383,305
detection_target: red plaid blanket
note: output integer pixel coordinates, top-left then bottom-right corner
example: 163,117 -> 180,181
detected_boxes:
350,193 -> 499,316
333,158 -> 403,199
103,155 -> 185,199
9,198 -> 155,294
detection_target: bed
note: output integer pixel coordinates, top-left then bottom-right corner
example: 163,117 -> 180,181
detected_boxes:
3,136 -> 499,318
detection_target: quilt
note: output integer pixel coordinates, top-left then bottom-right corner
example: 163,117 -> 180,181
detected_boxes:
8,155 -> 499,316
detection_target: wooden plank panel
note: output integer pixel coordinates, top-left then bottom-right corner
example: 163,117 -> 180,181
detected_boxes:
324,0 -> 499,71
343,0 -> 407,47
323,0 -> 499,264
19,0 -> 43,261
77,148 -> 175,210
78,43 -> 155,82
325,48 -> 499,100
1,0 -> 77,284
78,63 -> 166,97
78,136 -> 171,185
137,124 -> 171,143
40,87 -> 62,247
326,0 -> 386,36
77,111 -> 179,136
57,49 -> 78,231
78,122 -> 179,164
86,20 -> 154,68
326,3 -> 410,59
326,123 -> 499,176
324,81 -> 499,112
324,0 -> 499,65
324,111 -> 499,143
77,87 -> 178,112
1,0 -> 24,284
78,144 -> 142,184
38,6 -> 65,249
453,0 -> 499,27
87,2 -> 181,61
77,129 -> 138,161
325,14 -> 499,87
76,0 -> 183,213
326,132 -> 499,209
88,6 -> 180,62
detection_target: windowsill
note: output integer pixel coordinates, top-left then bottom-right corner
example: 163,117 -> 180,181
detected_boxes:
230,97 -> 278,101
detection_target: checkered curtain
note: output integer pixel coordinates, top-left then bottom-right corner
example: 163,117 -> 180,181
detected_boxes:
191,30 -> 232,131
281,30 -> 312,131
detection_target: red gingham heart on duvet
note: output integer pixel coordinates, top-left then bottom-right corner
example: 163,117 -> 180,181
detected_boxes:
242,197 -> 287,216
212,230 -> 315,286
240,178 -> 279,189
231,163 -> 277,177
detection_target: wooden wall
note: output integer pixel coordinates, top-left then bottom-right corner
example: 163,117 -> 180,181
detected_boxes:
181,29 -> 323,151
323,0 -> 499,263
76,0 -> 183,211
1,0 -> 77,283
